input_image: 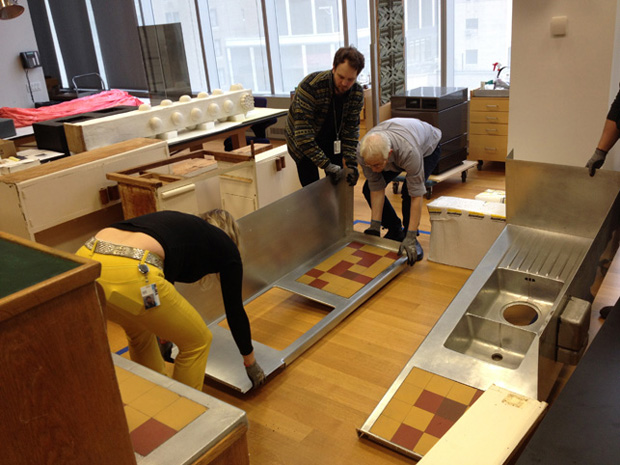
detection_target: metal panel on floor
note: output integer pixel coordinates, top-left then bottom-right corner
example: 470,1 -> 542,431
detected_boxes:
177,177 -> 407,393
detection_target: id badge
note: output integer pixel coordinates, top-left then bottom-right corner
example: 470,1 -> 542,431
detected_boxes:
334,139 -> 341,155
141,283 -> 161,309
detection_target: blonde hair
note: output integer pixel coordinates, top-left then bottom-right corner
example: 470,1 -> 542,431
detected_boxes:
198,209 -> 241,290
200,208 -> 241,248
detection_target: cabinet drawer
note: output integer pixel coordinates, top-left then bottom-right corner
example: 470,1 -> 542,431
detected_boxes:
469,135 -> 508,161
470,112 -> 509,124
469,123 -> 509,136
469,98 -> 509,112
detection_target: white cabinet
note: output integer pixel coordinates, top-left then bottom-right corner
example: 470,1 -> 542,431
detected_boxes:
0,138 -> 169,251
219,145 -> 301,220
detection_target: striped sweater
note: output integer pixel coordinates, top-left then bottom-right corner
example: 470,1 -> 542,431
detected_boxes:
285,70 -> 364,168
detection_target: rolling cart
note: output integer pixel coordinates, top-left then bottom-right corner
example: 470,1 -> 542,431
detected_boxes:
392,160 -> 477,199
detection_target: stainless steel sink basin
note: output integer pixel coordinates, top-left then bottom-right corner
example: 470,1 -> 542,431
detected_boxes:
444,314 -> 535,369
464,268 -> 563,328
443,268 -> 564,369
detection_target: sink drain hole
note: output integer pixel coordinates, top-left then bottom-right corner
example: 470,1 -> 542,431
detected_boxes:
503,302 -> 539,326
491,353 -> 503,362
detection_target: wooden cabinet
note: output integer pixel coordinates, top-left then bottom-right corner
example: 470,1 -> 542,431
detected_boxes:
468,95 -> 510,165
0,232 -> 136,465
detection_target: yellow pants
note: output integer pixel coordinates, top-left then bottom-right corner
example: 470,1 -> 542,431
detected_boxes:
76,246 -> 212,390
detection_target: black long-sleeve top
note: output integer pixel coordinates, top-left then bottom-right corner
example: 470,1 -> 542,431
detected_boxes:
110,211 -> 253,356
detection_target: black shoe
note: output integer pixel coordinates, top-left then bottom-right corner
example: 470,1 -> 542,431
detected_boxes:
159,340 -> 175,363
600,306 -> 613,319
384,228 -> 405,242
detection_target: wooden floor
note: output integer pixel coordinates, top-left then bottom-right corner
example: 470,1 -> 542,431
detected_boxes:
106,158 -> 617,465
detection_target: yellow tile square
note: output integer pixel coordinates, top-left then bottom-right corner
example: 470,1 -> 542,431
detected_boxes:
118,373 -> 157,404
349,264 -> 369,274
403,406 -> 434,431
296,274 -> 316,285
394,383 -> 423,405
154,397 -> 208,431
370,415 -> 401,440
425,374 -> 454,397
413,432 -> 440,456
124,404 -> 150,432
382,398 -> 412,423
130,385 -> 180,417
405,368 -> 433,389
446,382 -> 478,405
365,257 -> 396,277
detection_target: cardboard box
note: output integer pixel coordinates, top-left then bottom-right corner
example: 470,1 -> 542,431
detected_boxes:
475,188 -> 506,204
0,139 -> 17,159
428,196 -> 506,270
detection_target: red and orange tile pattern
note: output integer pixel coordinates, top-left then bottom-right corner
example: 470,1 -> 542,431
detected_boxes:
296,241 -> 400,298
114,365 -> 208,457
368,367 -> 484,457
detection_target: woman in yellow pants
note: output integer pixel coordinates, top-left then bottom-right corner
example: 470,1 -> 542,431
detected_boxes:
76,209 -> 264,390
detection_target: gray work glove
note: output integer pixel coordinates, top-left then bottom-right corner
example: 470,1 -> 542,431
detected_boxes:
586,148 -> 607,176
324,163 -> 343,184
398,230 -> 423,266
245,360 -> 265,389
364,219 -> 381,237
346,165 -> 359,187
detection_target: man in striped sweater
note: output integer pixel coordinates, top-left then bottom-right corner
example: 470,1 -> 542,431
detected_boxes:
285,46 -> 365,187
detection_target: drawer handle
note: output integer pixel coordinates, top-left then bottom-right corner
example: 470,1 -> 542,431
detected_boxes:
485,128 -> 498,133
485,116 -> 499,121
486,104 -> 499,109
161,184 -> 196,199
484,147 -> 498,151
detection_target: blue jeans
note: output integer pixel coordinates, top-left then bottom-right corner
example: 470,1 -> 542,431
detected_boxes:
362,144 -> 441,233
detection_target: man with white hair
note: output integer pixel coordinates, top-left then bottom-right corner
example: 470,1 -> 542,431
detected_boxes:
357,117 -> 441,265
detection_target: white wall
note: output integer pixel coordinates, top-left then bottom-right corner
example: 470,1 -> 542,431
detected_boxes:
0,3 -> 48,109
508,0 -> 620,171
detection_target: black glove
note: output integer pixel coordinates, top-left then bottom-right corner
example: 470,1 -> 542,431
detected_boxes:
324,163 -> 343,184
346,165 -> 359,186
398,230 -> 424,266
364,219 -> 381,236
586,148 -> 607,176
245,360 -> 265,389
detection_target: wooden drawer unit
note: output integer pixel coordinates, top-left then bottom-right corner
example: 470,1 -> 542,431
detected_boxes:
469,96 -> 510,164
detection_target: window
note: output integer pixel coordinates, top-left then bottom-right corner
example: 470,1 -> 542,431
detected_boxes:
404,0 -> 440,88
34,0 -> 512,98
453,0 -> 512,90
202,0 -> 270,93
136,0 -> 208,94
273,0 -> 344,93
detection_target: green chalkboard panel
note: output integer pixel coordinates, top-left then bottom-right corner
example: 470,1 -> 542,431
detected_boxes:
0,239 -> 80,299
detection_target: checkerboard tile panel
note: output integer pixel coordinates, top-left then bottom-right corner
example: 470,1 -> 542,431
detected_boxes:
296,241 -> 400,298
369,367 -> 484,457
115,366 -> 208,457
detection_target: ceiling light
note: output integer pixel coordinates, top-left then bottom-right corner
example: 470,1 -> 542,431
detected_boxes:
0,0 -> 25,20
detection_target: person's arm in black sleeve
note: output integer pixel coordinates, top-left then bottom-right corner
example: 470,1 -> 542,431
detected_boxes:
219,259 -> 265,388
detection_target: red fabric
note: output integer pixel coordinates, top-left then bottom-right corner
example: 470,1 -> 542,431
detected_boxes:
0,89 -> 144,128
